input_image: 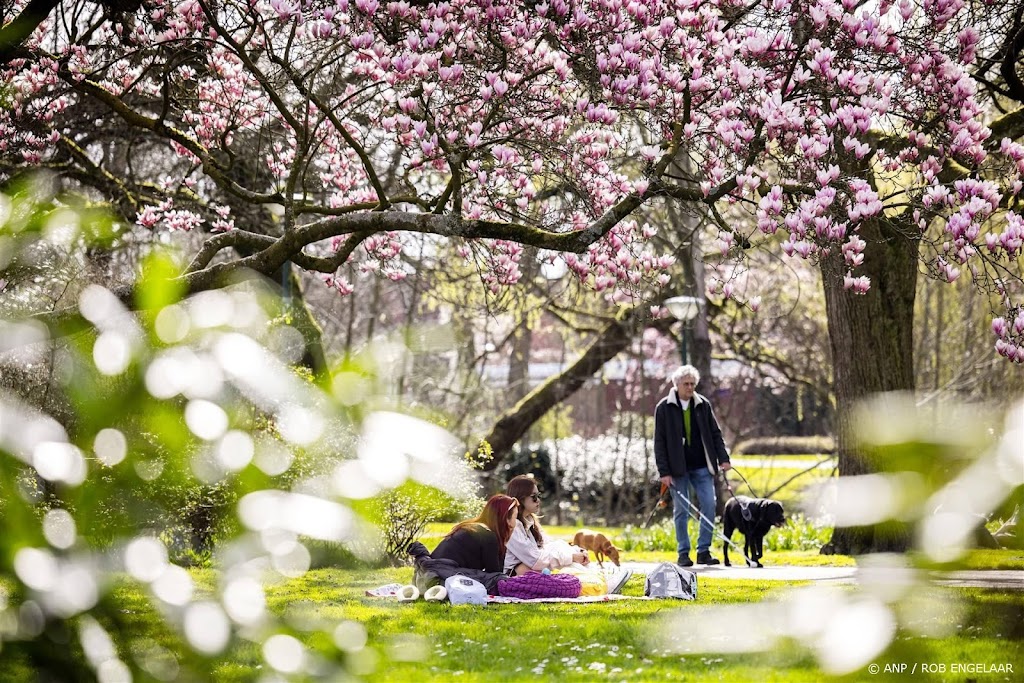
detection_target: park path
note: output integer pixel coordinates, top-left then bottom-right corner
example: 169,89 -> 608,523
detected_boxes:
619,562 -> 1024,589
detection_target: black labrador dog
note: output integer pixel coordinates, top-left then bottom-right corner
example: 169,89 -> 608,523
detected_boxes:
722,495 -> 786,567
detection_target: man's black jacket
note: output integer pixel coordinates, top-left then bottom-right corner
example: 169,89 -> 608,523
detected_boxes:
654,387 -> 730,477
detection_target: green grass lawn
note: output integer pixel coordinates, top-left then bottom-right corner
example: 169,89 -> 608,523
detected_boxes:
620,549 -> 857,566
5,514 -> 1017,681
272,567 -> 1023,683
910,548 -> 1024,571
2,557 -> 1020,682
425,523 -> 850,566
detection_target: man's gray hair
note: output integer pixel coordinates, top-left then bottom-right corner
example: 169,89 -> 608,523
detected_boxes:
671,365 -> 700,385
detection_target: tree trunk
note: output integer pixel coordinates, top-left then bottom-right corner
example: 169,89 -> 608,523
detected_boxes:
508,322 -> 534,402
915,276 -> 929,383
690,242 -> 713,394
478,308 -> 659,468
508,248 -> 540,402
934,283 -> 944,392
282,265 -> 330,387
667,156 -> 713,389
820,215 -> 918,554
397,248 -> 425,404
343,267 -> 356,354
0,0 -> 61,66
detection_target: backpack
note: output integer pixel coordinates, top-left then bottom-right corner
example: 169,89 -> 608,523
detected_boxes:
444,575 -> 488,605
497,572 -> 582,599
644,562 -> 697,600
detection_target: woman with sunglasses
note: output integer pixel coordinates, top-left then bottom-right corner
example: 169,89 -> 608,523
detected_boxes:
504,475 -> 589,575
431,494 -> 519,572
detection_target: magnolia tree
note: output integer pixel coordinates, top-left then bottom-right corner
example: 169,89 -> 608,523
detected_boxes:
3,0 -> 1024,552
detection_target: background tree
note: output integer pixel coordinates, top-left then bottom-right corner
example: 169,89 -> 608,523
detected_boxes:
4,0 -> 1024,554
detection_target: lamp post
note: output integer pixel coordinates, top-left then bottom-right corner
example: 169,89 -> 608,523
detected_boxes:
663,295 -> 704,364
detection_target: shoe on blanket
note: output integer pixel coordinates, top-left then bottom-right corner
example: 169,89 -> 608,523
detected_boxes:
424,585 -> 447,602
397,584 -> 420,602
607,568 -> 633,595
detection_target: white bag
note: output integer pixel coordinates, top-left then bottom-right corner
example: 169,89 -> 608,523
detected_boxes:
444,575 -> 488,605
644,561 -> 697,600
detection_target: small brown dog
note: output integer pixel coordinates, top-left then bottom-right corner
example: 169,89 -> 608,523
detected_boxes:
572,530 -> 621,567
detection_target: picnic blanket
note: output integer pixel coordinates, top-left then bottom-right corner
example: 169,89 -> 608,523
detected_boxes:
486,593 -> 653,603
365,583 -> 654,603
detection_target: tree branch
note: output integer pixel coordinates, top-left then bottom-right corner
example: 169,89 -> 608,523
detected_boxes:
477,305 -> 646,467
62,75 -> 284,205
0,0 -> 59,65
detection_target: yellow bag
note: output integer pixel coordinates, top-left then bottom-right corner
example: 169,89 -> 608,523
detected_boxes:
558,565 -> 608,596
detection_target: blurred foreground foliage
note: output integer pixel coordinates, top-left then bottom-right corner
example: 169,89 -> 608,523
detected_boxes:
0,180 -> 478,679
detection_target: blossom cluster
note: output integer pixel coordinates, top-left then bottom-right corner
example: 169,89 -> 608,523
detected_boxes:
136,201 -> 206,233
0,0 -> 1022,358
992,310 -> 1024,363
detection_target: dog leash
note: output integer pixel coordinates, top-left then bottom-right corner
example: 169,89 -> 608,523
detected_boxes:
718,471 -> 754,523
727,466 -> 760,498
641,483 -> 671,529
667,481 -> 756,567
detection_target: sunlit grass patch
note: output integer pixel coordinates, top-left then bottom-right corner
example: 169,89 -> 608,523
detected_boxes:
424,524 -> 1022,571
262,570 -> 1022,682
4,567 -> 1019,683
909,548 -> 1024,571
425,520 -> 835,559
724,457 -> 836,506
339,573 -> 817,682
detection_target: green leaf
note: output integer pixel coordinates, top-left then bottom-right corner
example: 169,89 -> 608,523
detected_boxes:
136,250 -> 185,312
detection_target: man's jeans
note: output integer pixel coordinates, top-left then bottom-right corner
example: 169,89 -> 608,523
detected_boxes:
670,468 -> 716,557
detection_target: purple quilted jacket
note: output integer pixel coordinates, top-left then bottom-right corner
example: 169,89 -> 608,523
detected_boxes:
498,572 -> 582,599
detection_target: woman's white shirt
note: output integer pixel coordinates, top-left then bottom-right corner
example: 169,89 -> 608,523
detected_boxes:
504,519 -> 541,572
503,518 -> 577,573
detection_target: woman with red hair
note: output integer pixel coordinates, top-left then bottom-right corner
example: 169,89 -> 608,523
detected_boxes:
430,494 -> 519,572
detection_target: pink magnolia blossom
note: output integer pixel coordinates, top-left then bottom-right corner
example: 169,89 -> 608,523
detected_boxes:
0,0 -> 1020,363
843,273 -> 871,294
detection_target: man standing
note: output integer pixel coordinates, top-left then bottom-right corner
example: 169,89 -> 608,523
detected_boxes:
654,365 -> 731,567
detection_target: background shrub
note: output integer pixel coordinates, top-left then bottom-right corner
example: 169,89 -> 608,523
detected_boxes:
305,539 -> 378,569
764,513 -> 832,550
617,514 -> 830,553
541,433 -> 660,525
367,474 -> 482,564
491,444 -> 561,500
619,521 -> 679,552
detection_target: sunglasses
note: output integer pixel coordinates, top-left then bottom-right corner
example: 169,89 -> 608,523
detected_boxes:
528,493 -> 541,502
